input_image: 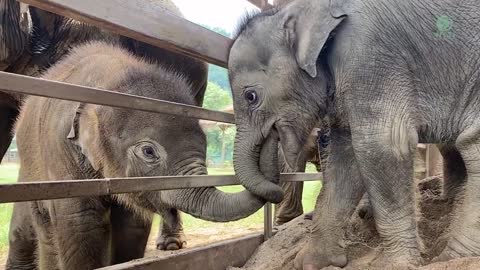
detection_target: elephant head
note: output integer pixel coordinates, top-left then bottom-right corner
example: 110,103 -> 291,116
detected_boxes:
228,0 -> 346,203
64,58 -> 265,222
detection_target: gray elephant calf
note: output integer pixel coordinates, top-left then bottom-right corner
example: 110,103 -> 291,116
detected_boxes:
7,41 -> 266,270
228,0 -> 480,269
0,0 -> 211,253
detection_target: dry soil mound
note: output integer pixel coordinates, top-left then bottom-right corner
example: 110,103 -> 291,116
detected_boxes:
229,176 -> 480,270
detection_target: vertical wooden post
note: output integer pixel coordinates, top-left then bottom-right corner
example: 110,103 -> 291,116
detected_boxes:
425,145 -> 430,177
426,145 -> 442,177
416,144 -> 442,179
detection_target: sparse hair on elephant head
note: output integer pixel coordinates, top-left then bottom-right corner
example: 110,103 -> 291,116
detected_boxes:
229,0 -> 346,203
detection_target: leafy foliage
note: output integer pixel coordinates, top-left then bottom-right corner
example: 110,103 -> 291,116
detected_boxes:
200,25 -> 231,38
208,65 -> 230,90
199,24 -> 232,91
203,82 -> 232,110
205,126 -> 236,167
202,82 -> 235,166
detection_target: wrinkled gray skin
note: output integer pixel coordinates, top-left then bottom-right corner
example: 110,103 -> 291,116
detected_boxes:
275,128 -> 321,225
229,0 -> 480,269
1,0 -> 208,256
6,42 -> 267,270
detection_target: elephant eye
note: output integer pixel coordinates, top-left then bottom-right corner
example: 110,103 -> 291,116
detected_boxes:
134,142 -> 160,163
142,146 -> 156,159
244,89 -> 258,105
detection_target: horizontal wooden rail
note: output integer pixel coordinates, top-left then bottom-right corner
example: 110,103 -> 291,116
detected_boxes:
0,71 -> 235,124
20,0 -> 232,67
0,173 -> 322,203
97,233 -> 265,270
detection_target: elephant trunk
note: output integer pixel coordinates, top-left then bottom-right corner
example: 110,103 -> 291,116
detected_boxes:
232,128 -> 284,204
158,159 -> 266,222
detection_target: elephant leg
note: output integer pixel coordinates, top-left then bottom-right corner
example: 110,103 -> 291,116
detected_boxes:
434,125 -> 480,260
358,144 -> 451,221
111,202 -> 152,263
29,201 -> 59,270
350,118 -> 422,267
438,144 -> 466,201
156,208 -> 186,250
275,143 -> 311,225
6,202 -> 37,270
275,181 -> 304,226
294,128 -> 365,269
50,198 -> 111,269
36,231 -> 59,270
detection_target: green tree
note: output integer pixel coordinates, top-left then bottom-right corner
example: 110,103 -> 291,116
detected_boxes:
208,65 -> 230,90
205,126 -> 235,167
202,81 -> 234,167
202,82 -> 232,110
199,24 -> 231,91
200,24 -> 231,38
198,23 -> 234,164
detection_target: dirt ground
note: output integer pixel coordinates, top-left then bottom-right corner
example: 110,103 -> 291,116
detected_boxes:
229,176 -> 480,270
144,225 -> 262,258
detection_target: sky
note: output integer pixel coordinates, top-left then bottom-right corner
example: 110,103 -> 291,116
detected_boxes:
172,0 -> 260,34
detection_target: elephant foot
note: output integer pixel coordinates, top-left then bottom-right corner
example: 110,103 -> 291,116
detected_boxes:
293,239 -> 347,270
366,251 -> 422,270
432,235 -> 480,263
275,211 -> 305,226
156,233 -> 186,251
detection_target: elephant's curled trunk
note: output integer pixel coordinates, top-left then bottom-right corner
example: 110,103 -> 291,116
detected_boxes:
161,186 -> 265,222
233,128 -> 284,204
158,161 -> 266,222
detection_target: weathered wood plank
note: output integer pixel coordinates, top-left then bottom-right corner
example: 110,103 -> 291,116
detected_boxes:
19,0 -> 232,67
0,173 -> 322,203
0,71 -> 235,124
96,233 -> 264,270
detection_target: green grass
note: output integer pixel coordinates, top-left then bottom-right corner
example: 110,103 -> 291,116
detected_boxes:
0,163 -> 321,253
0,163 -> 19,184
0,163 -> 18,253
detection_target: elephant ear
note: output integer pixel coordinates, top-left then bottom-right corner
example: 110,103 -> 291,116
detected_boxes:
67,103 -> 103,171
283,0 -> 348,78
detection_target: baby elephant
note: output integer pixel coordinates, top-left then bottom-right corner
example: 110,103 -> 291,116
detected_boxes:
6,41 -> 266,270
228,0 -> 480,268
